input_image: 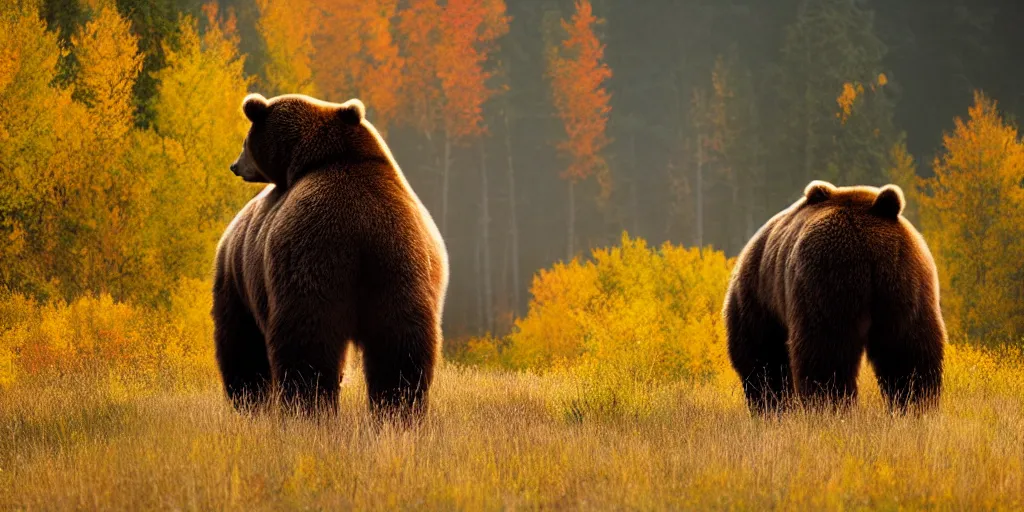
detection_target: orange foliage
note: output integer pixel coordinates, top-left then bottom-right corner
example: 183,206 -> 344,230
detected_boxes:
256,0 -> 319,95
836,73 -> 887,124
548,0 -> 612,188
435,0 -> 510,141
313,0 -> 406,131
394,0 -> 509,140
397,0 -> 444,135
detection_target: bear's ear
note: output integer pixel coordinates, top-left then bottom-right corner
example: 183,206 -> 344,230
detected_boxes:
804,180 -> 835,204
338,99 -> 366,126
871,184 -> 905,218
242,93 -> 270,123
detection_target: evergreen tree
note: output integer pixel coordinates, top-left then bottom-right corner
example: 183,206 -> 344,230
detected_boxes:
769,0 -> 895,206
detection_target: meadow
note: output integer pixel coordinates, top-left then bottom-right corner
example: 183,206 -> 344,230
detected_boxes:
3,339 -> 1024,509
4,2 -> 1024,509
3,236 -> 1024,510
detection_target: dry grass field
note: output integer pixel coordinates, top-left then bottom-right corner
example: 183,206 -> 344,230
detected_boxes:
3,345 -> 1023,511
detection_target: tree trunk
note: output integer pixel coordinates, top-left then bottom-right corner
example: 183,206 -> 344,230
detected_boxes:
474,234 -> 483,333
480,142 -> 493,334
696,134 -> 704,248
503,109 -> 521,315
629,131 -> 639,235
730,177 -> 740,254
442,130 -> 451,235
747,99 -> 760,241
567,180 -> 576,261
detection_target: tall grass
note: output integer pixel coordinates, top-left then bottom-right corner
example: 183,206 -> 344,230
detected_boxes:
2,343 -> 1023,510
2,239 -> 1023,509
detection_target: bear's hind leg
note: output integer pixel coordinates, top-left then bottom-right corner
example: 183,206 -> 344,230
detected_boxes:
788,316 -> 866,412
725,290 -> 793,415
867,311 -> 944,414
359,317 -> 438,425
267,313 -> 348,416
213,286 -> 272,411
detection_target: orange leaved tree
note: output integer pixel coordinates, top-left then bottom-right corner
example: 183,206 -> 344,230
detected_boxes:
312,0 -> 405,133
436,0 -> 509,332
256,0 -> 319,96
396,0 -> 508,332
547,0 -> 612,260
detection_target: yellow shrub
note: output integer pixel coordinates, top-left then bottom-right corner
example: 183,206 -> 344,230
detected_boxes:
0,280 -> 218,393
944,342 -> 1024,398
499,233 -> 734,387
460,336 -> 504,369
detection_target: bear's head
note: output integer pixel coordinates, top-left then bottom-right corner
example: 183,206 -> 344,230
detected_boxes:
803,180 -> 906,219
230,93 -> 388,188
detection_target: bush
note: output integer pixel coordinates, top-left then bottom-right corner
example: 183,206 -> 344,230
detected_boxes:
0,279 -> 217,394
464,233 -> 735,392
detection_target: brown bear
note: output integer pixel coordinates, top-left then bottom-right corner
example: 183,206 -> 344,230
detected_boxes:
213,93 -> 448,421
724,180 -> 945,415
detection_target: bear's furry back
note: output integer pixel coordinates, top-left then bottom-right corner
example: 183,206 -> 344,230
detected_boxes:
730,184 -> 939,331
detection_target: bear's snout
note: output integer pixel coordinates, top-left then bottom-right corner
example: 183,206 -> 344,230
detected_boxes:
230,147 -> 267,183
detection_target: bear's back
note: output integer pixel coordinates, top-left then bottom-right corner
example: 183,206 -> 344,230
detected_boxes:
741,188 -> 931,324
216,160 -> 446,335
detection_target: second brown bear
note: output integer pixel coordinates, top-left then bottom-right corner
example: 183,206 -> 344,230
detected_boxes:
724,180 -> 946,414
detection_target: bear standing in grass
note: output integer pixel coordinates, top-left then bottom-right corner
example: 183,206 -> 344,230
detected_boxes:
724,180 -> 945,414
213,93 -> 448,421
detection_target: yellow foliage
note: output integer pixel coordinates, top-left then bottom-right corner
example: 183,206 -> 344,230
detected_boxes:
0,280 -> 217,393
0,5 -> 74,299
469,233 -> 734,393
944,342 -> 1024,397
72,7 -> 142,140
886,139 -> 920,224
919,91 -> 1024,342
257,0 -> 320,96
134,13 -> 258,295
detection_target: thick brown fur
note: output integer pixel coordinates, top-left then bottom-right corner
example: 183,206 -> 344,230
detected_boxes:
724,180 -> 945,415
213,93 -> 448,422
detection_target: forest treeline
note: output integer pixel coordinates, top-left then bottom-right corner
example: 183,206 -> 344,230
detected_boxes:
1,0 -> 1023,351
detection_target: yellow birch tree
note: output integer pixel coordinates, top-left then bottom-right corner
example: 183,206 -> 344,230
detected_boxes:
920,91 -> 1024,343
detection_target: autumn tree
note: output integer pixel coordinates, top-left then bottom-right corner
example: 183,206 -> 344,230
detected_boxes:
65,7 -> 148,298
440,0 -> 509,333
397,0 -> 443,139
548,0 -> 612,260
105,0 -> 183,126
885,138 -> 920,224
135,5 -> 256,300
0,3 -> 74,299
256,0 -> 319,96
393,0 -> 508,333
311,0 -> 405,133
919,92 -> 1024,343
0,5 -> 153,301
